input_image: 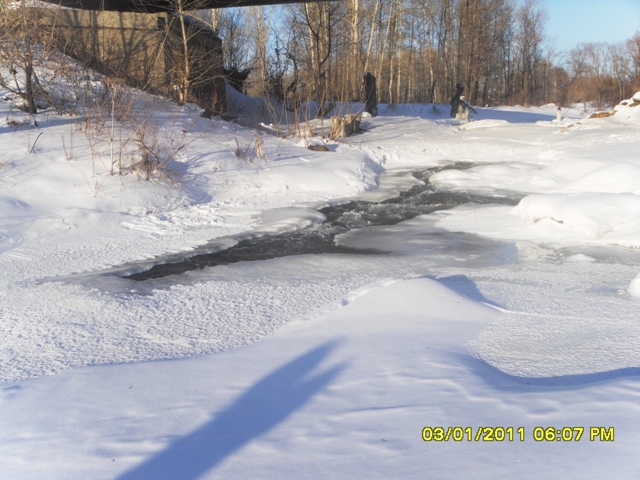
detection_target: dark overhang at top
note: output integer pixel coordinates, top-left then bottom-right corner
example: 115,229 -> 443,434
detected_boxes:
40,0 -> 331,13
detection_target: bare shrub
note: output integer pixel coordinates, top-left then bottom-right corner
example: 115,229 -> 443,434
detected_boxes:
4,115 -> 30,129
254,136 -> 266,159
50,63 -> 200,181
0,3 -> 211,185
233,137 -> 256,162
0,2 -> 43,117
232,135 -> 267,163
131,115 -> 195,180
60,130 -> 73,162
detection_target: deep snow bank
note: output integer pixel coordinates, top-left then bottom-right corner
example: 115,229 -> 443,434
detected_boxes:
0,80 -> 385,382
432,94 -> 640,250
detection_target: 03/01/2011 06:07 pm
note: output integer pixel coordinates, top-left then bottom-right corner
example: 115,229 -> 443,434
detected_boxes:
422,426 -> 615,442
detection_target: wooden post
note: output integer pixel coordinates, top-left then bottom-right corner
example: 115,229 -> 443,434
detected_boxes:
456,101 -> 469,120
364,72 -> 378,117
450,83 -> 464,118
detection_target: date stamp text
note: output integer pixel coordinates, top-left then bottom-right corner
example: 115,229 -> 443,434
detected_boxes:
422,426 -> 614,442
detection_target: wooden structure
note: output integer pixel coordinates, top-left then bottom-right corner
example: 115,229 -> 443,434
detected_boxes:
35,0 -> 331,115
36,8 -> 225,114
363,72 -> 377,117
450,83 -> 464,118
41,0 -> 331,12
450,83 -> 477,120
330,114 -> 361,138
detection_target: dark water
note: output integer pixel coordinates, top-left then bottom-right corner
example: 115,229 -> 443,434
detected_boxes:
125,164 -> 520,281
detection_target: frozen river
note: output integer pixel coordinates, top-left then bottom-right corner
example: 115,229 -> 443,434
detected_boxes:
61,158 -> 640,382
120,164 -> 521,281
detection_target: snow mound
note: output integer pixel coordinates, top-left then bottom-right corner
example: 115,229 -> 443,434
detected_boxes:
459,119 -> 509,130
567,162 -> 640,194
564,253 -> 596,262
515,193 -> 640,245
629,272 -> 640,297
591,94 -> 640,125
431,163 -> 540,192
432,157 -> 640,197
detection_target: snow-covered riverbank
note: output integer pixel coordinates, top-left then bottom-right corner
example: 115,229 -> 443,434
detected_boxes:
3,90 -> 640,478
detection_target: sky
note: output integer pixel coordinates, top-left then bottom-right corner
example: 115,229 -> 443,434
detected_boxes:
544,0 -> 640,53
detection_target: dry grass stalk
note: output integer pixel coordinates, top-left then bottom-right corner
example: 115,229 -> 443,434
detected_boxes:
233,137 -> 256,163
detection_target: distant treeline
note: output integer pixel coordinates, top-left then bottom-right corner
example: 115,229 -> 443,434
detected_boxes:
210,0 -> 640,109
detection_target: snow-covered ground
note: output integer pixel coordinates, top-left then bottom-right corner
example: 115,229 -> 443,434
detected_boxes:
2,80 -> 640,479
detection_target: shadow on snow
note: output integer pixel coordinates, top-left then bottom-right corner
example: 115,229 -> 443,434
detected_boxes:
116,341 -> 346,480
433,274 -> 503,308
458,353 -> 640,392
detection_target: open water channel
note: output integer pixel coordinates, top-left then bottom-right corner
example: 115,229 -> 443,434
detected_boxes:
122,164 -> 521,282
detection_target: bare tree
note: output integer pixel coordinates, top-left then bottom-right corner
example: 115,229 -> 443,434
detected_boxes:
0,0 -> 48,115
514,0 -> 547,105
609,42 -> 631,101
627,32 -> 640,90
216,8 -> 250,71
301,1 -> 337,112
247,5 -> 271,95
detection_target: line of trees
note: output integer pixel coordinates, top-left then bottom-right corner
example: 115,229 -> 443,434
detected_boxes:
208,0 -> 640,109
567,33 -> 640,110
3,0 -> 639,114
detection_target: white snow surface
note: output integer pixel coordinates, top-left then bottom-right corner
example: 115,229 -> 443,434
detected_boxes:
432,98 -> 640,250
2,79 -> 640,479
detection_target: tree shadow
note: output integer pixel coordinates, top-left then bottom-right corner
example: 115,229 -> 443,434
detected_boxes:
456,352 -> 640,393
433,274 -> 503,308
416,273 -> 504,307
116,341 -> 345,480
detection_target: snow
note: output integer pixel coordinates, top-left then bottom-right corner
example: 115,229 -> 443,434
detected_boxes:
629,271 -> 640,297
430,96 -> 640,251
2,69 -> 640,479
3,275 -> 640,479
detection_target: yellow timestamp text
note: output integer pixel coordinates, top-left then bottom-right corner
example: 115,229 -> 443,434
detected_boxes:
422,426 -> 614,442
